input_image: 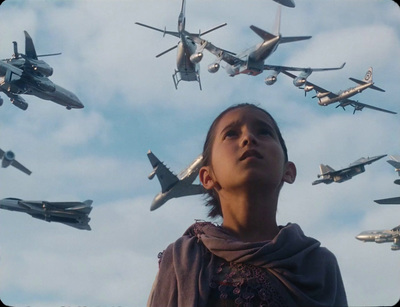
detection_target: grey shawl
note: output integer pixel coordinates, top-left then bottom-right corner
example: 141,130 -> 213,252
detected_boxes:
147,222 -> 347,307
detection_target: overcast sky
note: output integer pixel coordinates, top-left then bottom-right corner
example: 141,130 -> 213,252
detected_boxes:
0,0 -> 400,306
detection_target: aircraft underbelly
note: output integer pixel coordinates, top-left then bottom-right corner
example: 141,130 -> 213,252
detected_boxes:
176,43 -> 198,81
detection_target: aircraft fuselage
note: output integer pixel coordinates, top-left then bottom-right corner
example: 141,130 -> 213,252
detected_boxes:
176,35 -> 199,81
318,83 -> 372,106
225,37 -> 280,77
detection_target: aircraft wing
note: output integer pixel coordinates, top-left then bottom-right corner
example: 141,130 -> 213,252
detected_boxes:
192,38 -> 242,66
265,63 -> 345,73
374,197 -> 400,205
338,98 -> 397,114
147,150 -> 179,193
11,159 -> 32,175
280,70 -> 338,99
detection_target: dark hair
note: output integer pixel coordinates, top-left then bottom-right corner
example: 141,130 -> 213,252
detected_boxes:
201,103 -> 288,218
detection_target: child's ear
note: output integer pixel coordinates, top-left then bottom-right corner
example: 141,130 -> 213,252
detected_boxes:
283,161 -> 297,184
199,166 -> 216,190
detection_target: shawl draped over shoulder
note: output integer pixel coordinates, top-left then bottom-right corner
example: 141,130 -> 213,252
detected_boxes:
147,222 -> 347,307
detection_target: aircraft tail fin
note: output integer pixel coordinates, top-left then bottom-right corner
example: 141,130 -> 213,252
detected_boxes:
24,31 -> 38,60
349,67 -> 385,92
387,156 -> 400,175
250,25 -> 276,42
319,164 -> 335,175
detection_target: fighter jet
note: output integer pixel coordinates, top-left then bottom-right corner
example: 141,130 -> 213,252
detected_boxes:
374,155 -> 400,204
356,224 -> 400,251
0,198 -> 93,230
136,0 -> 227,90
0,31 -> 83,110
147,150 -> 205,211
0,148 -> 31,175
281,67 -> 396,114
312,154 -> 386,185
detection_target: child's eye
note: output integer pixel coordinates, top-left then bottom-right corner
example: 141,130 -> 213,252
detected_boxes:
259,128 -> 271,136
224,130 -> 238,139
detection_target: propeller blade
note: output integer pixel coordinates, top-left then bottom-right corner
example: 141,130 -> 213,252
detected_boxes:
156,45 -> 178,58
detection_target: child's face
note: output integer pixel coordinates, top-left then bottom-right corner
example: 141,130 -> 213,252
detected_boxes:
203,107 -> 292,193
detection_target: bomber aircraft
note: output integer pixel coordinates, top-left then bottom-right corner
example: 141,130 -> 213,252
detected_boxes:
189,6 -> 343,83
0,148 -> 31,175
281,67 -> 396,114
136,0 -> 227,90
147,150 -> 205,211
374,156 -> 400,204
356,224 -> 400,251
0,31 -> 83,110
0,198 -> 93,230
312,154 -> 386,185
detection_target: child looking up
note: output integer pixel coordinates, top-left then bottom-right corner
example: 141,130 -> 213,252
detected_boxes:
148,103 -> 347,307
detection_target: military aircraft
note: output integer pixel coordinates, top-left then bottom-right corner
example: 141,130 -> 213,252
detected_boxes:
136,0 -> 227,90
356,224 -> 400,251
190,5 -> 330,82
312,154 -> 386,185
147,150 -> 205,211
0,31 -> 84,110
0,148 -> 31,175
374,156 -> 400,204
0,198 -> 93,230
281,67 -> 396,114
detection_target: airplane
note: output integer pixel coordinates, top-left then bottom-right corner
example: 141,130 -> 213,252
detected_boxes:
374,155 -> 400,204
136,0 -> 227,90
189,5 -> 332,83
0,31 -> 84,110
0,148 -> 31,175
356,224 -> 400,251
312,154 -> 386,185
281,67 -> 397,114
147,150 -> 205,211
0,198 -> 93,230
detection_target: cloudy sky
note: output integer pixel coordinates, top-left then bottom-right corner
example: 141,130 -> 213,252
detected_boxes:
0,0 -> 399,306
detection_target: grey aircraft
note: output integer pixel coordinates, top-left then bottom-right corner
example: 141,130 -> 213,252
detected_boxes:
0,148 -> 31,175
374,155 -> 400,204
0,31 -> 83,110
356,224 -> 400,251
312,154 -> 386,185
136,0 -> 227,90
281,67 -> 396,114
189,6 -> 337,83
147,150 -> 205,211
0,198 -> 93,230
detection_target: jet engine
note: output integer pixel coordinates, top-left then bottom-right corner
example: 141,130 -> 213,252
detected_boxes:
32,61 -> 54,77
293,77 -> 306,87
265,70 -> 279,85
1,151 -> 15,168
190,52 -> 203,64
208,62 -> 220,73
10,96 -> 28,110
148,170 -> 156,180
